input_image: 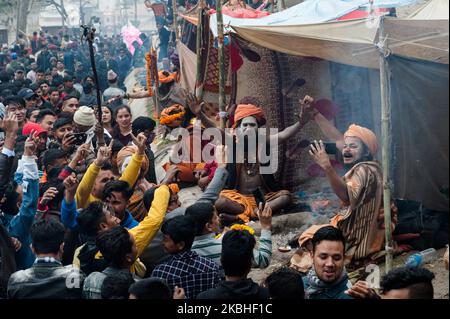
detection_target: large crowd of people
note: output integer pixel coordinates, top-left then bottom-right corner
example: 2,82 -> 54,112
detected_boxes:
0,1 -> 441,301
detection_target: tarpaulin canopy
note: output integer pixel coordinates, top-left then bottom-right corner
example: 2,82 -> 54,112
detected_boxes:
232,13 -> 449,68
409,0 -> 449,19
209,0 -> 420,37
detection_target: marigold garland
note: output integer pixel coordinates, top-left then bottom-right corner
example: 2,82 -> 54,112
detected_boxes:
168,183 -> 180,194
215,224 -> 256,239
159,111 -> 186,125
230,224 -> 255,235
145,53 -> 153,98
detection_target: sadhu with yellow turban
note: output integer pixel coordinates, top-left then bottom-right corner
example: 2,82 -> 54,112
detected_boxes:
292,123 -> 397,272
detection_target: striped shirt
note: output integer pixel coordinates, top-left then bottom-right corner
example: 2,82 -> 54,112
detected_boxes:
191,229 -> 272,268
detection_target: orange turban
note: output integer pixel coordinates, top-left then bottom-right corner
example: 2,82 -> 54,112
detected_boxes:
158,71 -> 176,84
117,146 -> 150,177
160,104 -> 186,126
168,183 -> 180,194
233,104 -> 266,128
195,163 -> 206,171
344,124 -> 378,156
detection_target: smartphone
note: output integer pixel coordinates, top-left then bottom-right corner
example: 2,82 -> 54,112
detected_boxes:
324,142 -> 338,155
73,132 -> 88,146
252,188 -> 266,209
310,142 -> 337,155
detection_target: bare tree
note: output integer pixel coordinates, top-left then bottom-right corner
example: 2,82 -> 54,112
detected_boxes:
16,0 -> 32,40
45,0 -> 69,26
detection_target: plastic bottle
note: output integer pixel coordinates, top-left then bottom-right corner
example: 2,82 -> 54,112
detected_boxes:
405,248 -> 438,268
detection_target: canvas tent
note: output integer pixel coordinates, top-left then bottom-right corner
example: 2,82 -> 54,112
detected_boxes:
230,0 -> 448,214
208,0 -> 420,37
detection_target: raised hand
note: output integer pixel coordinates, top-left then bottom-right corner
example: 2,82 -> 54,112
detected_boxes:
162,165 -> 181,185
24,130 -> 38,157
74,143 -> 90,161
63,173 -> 79,194
61,132 -> 77,151
186,93 -> 202,116
2,112 -> 19,135
298,95 -> 318,125
309,140 -> 332,171
94,145 -> 111,166
131,132 -> 147,155
40,187 -> 59,206
256,202 -> 272,231
301,95 -> 314,106
94,122 -> 105,145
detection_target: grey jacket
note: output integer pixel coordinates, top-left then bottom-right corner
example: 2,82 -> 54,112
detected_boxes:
7,260 -> 85,299
139,168 -> 229,271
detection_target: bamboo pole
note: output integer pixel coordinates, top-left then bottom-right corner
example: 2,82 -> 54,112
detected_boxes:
172,0 -> 179,41
379,16 -> 394,274
195,0 -> 205,100
216,0 -> 226,130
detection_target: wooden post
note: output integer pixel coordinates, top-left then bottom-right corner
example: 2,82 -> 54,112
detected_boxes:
270,0 -> 275,13
195,0 -> 205,100
379,16 -> 394,274
216,0 -> 226,130
172,0 -> 179,41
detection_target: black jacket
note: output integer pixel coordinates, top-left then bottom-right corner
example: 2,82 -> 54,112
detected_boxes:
0,153 -> 14,201
197,279 -> 269,299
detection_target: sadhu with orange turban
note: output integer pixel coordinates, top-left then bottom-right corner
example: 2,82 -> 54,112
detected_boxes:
343,124 -> 378,157
233,104 -> 267,128
160,103 -> 210,183
292,123 -> 396,273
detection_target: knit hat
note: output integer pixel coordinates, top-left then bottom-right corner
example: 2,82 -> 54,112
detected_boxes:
74,106 -> 96,127
107,70 -> 118,81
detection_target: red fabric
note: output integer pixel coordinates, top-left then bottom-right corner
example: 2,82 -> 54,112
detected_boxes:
37,201 -> 48,212
22,122 -> 47,137
230,44 -> 243,72
205,161 -> 218,181
222,7 -> 270,19
313,99 -> 338,121
338,8 -> 389,21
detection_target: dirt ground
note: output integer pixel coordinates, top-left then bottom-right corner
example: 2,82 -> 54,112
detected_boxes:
248,213 -> 449,299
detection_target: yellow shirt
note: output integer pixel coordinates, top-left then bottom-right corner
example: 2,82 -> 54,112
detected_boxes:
73,185 -> 170,277
75,153 -> 145,209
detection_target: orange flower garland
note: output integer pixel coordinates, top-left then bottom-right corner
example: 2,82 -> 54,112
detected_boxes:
145,53 -> 153,98
230,224 -> 255,235
159,111 -> 186,125
214,224 -> 256,239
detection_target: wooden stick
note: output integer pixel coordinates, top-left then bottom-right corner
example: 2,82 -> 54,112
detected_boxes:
216,0 -> 226,130
172,0 -> 179,41
195,0 -> 205,100
379,16 -> 393,274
